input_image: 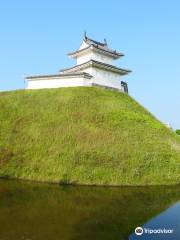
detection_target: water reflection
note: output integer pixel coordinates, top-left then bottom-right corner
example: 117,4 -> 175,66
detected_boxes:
129,201 -> 180,240
0,180 -> 179,240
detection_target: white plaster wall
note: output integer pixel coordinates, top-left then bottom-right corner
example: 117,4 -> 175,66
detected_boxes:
82,66 -> 93,75
77,50 -> 113,65
75,66 -> 123,90
90,67 -> 123,90
91,52 -> 113,64
77,52 -> 92,65
27,77 -> 91,89
26,67 -> 123,91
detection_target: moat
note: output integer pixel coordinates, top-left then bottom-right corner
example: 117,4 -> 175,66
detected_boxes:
0,180 -> 179,240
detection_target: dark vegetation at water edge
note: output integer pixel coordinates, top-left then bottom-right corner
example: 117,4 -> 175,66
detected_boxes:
0,87 -> 180,185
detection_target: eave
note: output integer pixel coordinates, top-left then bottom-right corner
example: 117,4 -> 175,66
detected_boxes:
68,44 -> 124,59
25,72 -> 92,81
60,60 -> 131,75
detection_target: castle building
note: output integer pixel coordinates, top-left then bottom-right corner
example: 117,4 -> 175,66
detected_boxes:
25,34 -> 131,92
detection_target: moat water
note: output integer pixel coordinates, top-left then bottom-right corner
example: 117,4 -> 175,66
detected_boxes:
0,180 -> 179,240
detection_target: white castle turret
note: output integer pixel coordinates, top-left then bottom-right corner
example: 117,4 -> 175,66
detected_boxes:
25,34 -> 131,92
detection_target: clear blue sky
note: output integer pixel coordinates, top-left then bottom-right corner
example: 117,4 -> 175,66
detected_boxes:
0,0 -> 179,129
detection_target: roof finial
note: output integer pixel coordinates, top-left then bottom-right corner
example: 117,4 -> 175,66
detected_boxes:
104,38 -> 107,46
84,31 -> 87,39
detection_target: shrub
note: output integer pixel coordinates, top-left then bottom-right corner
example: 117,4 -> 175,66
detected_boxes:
175,129 -> 180,135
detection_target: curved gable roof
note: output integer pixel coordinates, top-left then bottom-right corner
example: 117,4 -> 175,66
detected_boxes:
68,37 -> 124,59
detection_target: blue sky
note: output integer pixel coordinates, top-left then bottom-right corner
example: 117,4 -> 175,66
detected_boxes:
0,0 -> 179,129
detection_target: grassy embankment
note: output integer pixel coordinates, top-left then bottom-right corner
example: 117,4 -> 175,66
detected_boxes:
0,87 -> 180,185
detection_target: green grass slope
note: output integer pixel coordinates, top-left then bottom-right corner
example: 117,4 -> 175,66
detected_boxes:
0,87 -> 180,185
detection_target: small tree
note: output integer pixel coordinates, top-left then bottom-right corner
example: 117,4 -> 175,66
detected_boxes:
175,129 -> 180,135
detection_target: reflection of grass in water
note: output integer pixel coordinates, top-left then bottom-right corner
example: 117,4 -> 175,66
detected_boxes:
0,180 -> 179,240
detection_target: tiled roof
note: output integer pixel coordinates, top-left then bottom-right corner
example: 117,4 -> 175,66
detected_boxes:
25,72 -> 92,80
68,44 -> 123,58
84,36 -> 107,47
60,60 -> 131,75
68,36 -> 124,58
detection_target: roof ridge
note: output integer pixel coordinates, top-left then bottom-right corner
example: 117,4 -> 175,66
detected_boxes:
68,44 -> 123,58
84,35 -> 107,47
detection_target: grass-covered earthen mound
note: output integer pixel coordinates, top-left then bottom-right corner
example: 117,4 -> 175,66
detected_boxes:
0,87 -> 179,185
